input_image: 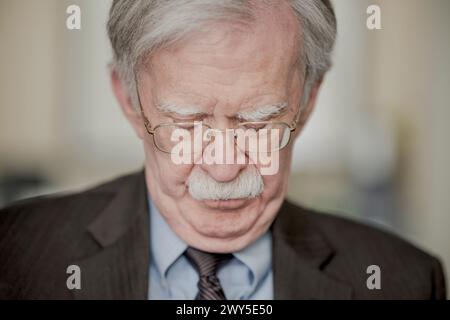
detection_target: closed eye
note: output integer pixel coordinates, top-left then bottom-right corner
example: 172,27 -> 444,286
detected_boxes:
240,122 -> 270,131
170,114 -> 207,122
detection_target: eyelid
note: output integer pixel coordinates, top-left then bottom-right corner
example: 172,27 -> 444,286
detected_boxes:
165,112 -> 207,122
236,114 -> 269,122
240,121 -> 269,128
236,112 -> 286,122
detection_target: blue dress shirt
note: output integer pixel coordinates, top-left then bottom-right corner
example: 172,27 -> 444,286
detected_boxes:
147,197 -> 273,300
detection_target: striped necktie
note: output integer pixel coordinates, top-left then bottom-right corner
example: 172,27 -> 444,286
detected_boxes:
184,247 -> 232,300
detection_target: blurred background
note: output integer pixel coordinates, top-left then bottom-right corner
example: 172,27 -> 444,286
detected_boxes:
0,0 -> 449,296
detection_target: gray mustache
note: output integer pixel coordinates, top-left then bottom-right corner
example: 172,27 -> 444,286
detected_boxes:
187,166 -> 264,201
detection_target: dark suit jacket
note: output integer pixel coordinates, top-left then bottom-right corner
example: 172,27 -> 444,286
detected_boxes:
0,170 -> 446,299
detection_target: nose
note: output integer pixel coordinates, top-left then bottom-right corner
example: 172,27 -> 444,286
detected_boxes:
199,162 -> 247,182
198,129 -> 247,182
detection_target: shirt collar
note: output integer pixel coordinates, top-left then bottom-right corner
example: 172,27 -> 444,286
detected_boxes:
234,230 -> 272,288
149,198 -> 187,280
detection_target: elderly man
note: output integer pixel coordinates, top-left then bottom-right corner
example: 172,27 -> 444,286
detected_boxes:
0,0 -> 446,300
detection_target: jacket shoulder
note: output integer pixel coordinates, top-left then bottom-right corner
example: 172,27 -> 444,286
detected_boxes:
0,170 -> 140,225
0,170 -> 142,298
283,200 -> 446,299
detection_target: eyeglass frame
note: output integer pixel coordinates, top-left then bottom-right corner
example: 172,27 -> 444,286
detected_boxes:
133,69 -> 306,154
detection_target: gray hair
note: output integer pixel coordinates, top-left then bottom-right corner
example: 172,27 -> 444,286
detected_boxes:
107,0 -> 336,109
188,165 -> 264,200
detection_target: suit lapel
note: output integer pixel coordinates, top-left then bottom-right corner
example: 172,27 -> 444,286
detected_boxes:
272,201 -> 353,299
70,169 -> 351,299
73,170 -> 150,299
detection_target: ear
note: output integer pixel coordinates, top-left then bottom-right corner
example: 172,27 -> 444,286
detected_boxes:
110,68 -> 145,139
294,78 -> 323,135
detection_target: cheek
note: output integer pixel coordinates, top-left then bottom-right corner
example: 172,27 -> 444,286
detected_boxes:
143,139 -> 194,196
258,149 -> 292,195
261,170 -> 287,199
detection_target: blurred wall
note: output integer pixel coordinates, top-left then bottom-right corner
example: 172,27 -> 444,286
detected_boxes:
0,0 -> 143,198
1,0 -> 449,296
289,0 -> 450,294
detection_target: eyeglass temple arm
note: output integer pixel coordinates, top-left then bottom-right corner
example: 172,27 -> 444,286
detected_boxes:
289,66 -> 310,132
134,70 -> 155,135
289,109 -> 301,132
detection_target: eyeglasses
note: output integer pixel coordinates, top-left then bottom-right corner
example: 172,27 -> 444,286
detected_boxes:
134,74 -> 301,155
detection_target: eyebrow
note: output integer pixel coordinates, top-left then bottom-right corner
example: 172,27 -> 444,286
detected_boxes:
236,102 -> 288,122
156,103 -> 207,117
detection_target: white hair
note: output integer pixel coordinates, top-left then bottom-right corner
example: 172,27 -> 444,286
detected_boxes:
187,166 -> 264,200
236,102 -> 288,122
108,0 -> 336,110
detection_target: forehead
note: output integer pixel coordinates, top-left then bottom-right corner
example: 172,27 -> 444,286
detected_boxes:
144,1 -> 301,110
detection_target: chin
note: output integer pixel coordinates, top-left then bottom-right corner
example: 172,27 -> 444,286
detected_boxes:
175,193 -> 277,252
186,206 -> 267,251
192,210 -> 255,238
191,229 -> 261,253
